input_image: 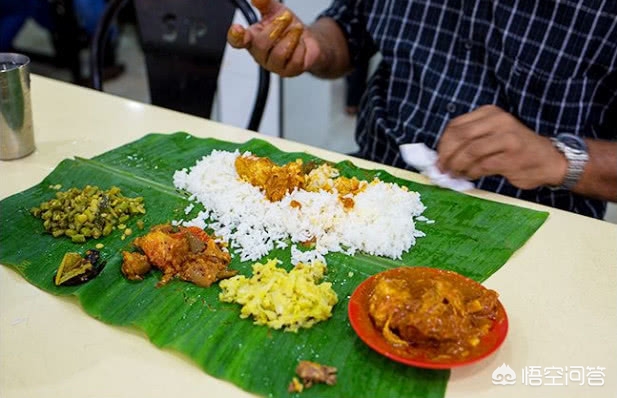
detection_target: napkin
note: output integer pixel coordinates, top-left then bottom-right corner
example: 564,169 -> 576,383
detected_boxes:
399,143 -> 475,192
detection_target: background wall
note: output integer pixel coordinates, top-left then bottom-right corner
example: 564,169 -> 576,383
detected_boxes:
281,0 -> 357,153
217,12 -> 281,137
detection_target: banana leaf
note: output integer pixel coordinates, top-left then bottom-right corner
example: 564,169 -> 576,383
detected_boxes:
0,132 -> 548,398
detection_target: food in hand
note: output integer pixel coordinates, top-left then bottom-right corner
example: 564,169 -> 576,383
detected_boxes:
219,259 -> 337,332
368,267 -> 500,361
269,10 -> 293,40
121,224 -> 235,287
54,249 -> 106,286
30,185 -> 145,243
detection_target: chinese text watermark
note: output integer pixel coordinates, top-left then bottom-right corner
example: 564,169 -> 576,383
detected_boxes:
492,363 -> 606,387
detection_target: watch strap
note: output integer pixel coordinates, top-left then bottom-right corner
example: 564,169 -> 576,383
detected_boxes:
550,136 -> 589,190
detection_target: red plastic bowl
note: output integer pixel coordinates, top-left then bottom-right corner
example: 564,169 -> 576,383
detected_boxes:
348,267 -> 508,369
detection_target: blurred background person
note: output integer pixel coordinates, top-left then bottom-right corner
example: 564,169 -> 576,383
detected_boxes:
0,0 -> 123,82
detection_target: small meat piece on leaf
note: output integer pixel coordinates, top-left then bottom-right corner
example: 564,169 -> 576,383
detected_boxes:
287,377 -> 304,393
295,360 -> 337,388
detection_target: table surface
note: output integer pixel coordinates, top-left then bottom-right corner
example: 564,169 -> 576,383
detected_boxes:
1,75 -> 615,398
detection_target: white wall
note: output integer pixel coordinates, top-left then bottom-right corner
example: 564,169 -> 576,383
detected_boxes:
605,203 -> 617,224
217,12 -> 281,137
281,0 -> 337,144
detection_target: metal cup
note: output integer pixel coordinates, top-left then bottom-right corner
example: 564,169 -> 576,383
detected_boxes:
0,53 -> 35,160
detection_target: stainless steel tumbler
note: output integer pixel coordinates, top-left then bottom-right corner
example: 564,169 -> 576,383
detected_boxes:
0,53 -> 35,160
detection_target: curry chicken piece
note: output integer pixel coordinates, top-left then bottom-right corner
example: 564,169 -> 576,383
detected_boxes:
235,155 -> 366,210
235,155 -> 305,202
369,272 -> 499,359
121,224 -> 235,287
333,175 -> 365,196
304,163 -> 366,196
303,164 -> 366,210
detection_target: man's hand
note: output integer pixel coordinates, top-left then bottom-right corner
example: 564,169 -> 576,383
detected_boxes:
227,0 -> 321,77
437,105 -> 567,190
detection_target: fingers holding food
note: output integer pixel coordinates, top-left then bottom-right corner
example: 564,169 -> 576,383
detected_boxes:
267,24 -> 304,74
226,0 -> 314,76
268,10 -> 294,41
248,10 -> 293,59
280,36 -> 307,77
227,24 -> 252,49
281,25 -> 303,60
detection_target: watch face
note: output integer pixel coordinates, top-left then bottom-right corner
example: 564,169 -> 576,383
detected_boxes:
557,133 -> 587,152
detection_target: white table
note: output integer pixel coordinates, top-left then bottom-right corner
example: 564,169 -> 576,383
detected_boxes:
1,75 -> 615,397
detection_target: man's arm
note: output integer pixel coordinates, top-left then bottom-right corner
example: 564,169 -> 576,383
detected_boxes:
226,0 -> 351,79
306,17 -> 351,79
574,139 -> 617,202
437,105 -> 617,202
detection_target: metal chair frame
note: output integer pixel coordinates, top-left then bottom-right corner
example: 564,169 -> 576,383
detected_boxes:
90,0 -> 270,132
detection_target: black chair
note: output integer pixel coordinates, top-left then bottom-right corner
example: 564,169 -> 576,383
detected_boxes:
90,0 -> 270,132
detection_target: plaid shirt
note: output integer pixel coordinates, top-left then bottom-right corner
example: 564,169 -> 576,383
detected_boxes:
320,1 -> 617,219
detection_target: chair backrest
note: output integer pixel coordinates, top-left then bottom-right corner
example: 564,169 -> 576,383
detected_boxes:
90,0 -> 270,132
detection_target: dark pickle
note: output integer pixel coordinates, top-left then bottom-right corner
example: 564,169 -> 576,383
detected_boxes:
54,249 -> 106,286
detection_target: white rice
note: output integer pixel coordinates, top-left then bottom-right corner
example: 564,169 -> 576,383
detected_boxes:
173,150 -> 427,262
290,245 -> 326,266
416,215 -> 435,224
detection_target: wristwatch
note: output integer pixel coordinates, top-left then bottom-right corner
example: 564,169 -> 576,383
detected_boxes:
550,133 -> 589,190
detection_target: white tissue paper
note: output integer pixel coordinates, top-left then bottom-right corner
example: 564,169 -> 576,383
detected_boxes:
399,143 -> 475,192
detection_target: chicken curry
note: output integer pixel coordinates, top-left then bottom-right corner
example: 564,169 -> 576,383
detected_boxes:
368,267 -> 501,361
121,224 -> 236,287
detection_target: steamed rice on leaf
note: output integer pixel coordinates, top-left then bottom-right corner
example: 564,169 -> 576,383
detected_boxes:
172,151 -> 429,262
